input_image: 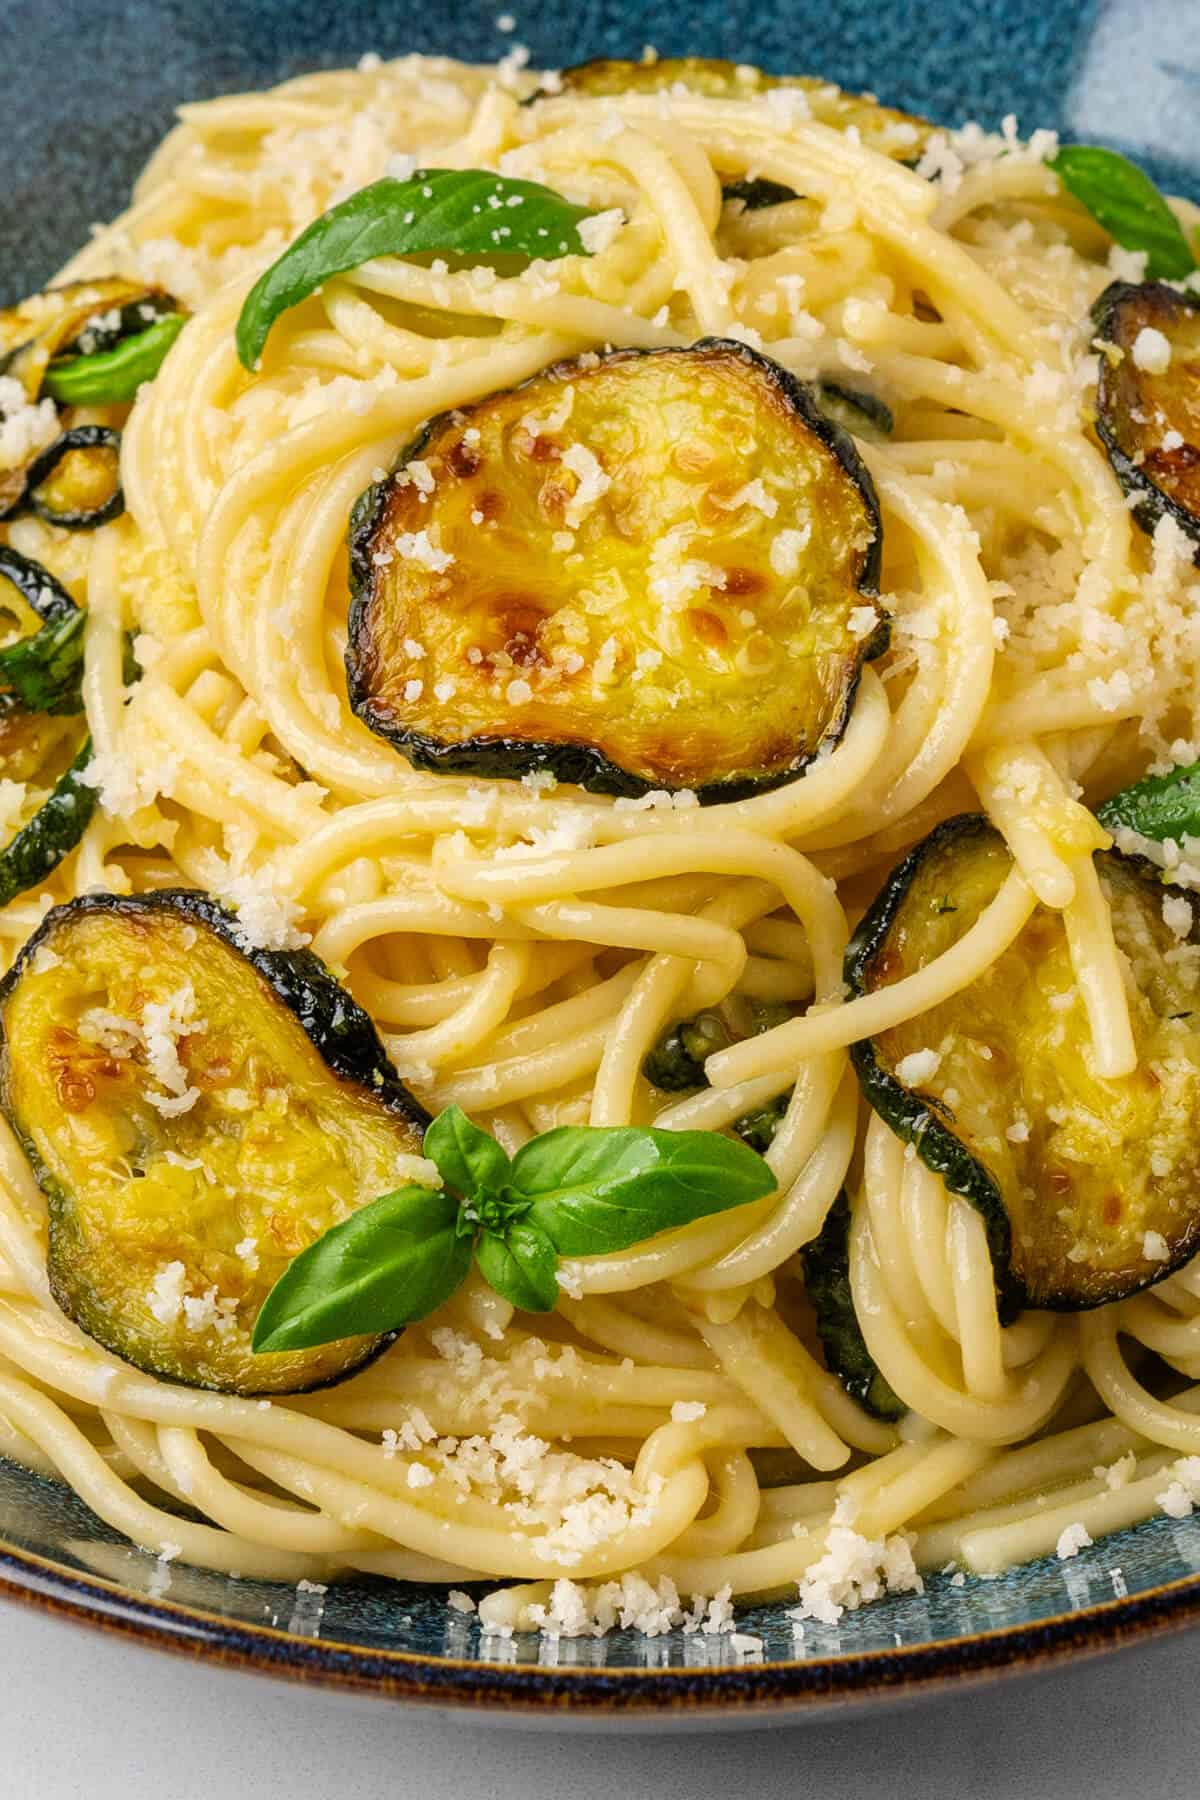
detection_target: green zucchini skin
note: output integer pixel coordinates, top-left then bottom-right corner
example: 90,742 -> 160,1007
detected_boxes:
801,1192 -> 906,1420
0,740 -> 96,909
722,178 -> 800,210
0,547 -> 86,714
0,546 -> 77,627
816,381 -> 895,445
0,890 -> 430,1396
1092,280 -> 1200,556
347,338 -> 886,804
844,815 -> 1023,1321
731,1090 -> 791,1153
17,426 -> 124,531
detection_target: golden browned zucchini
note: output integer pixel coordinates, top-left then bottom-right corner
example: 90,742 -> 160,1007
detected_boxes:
547,57 -> 932,160
347,339 -> 885,800
0,892 -> 429,1394
846,816 -> 1200,1312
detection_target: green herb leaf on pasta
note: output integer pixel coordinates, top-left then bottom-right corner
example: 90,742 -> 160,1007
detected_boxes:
252,1111 -> 775,1355
1051,146 -> 1196,281
1097,755 -> 1200,843
424,1102 -> 513,1200
511,1125 -> 777,1256
235,170 -> 600,369
44,313 -> 187,407
251,1184 -> 472,1353
475,1220 -> 560,1312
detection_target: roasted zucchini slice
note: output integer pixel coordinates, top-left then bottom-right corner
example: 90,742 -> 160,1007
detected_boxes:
16,426 -> 124,530
0,892 -> 430,1395
846,815 -> 1200,1312
547,58 -> 932,161
643,1000 -> 796,1146
731,1091 -> 792,1153
0,547 -> 86,714
1093,280 -> 1200,553
347,340 -> 884,800
721,178 -> 803,211
801,1192 -> 905,1420
644,1010 -> 732,1091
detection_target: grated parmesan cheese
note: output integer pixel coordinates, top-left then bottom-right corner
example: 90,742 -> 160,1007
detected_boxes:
894,1047 -> 942,1086
1131,327 -> 1171,374
560,442 -> 611,527
576,209 -> 624,255
393,529 -> 454,573
1055,1522 -> 1093,1559
790,1526 -> 923,1624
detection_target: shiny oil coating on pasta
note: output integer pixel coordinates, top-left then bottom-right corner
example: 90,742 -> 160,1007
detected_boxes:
0,51 -> 1198,1631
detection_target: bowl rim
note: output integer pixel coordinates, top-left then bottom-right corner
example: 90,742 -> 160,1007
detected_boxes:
3,1534 -> 1200,1714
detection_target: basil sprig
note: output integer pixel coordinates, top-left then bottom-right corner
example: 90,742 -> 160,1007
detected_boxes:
44,313 -> 187,407
251,1106 -> 775,1354
235,169 -> 600,371
1097,755 -> 1200,843
1051,145 -> 1196,281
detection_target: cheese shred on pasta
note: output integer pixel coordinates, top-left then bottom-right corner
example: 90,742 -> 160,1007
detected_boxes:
3,52 -> 1200,1636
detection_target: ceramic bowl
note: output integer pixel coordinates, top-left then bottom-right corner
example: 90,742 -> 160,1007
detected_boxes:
3,0 -> 1199,1718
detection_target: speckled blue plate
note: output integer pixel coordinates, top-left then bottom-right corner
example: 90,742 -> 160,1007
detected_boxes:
3,0 -> 1200,1719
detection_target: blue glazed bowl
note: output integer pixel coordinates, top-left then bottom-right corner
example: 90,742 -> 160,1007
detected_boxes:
3,0 -> 1200,1717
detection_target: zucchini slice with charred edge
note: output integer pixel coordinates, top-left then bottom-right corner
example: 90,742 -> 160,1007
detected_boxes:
816,382 -> 894,445
801,1193 -> 905,1420
846,815 -> 1200,1313
347,339 -> 885,801
721,178 -> 802,211
643,1000 -> 797,1146
1093,280 -> 1200,554
0,892 -> 429,1395
542,58 -> 932,161
0,547 -> 86,713
16,426 -> 124,531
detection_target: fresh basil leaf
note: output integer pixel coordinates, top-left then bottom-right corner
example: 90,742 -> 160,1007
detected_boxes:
424,1104 -> 512,1200
44,314 -> 186,407
1097,756 -> 1200,842
236,170 -> 598,370
0,607 -> 86,713
511,1126 -> 777,1257
1051,146 -> 1196,281
251,1184 -> 470,1353
475,1221 -> 560,1312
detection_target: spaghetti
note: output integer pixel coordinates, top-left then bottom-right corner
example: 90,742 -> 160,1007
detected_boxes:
1,50 -> 1200,1638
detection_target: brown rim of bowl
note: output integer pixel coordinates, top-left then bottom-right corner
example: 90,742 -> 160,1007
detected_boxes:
2,1538 -> 1200,1714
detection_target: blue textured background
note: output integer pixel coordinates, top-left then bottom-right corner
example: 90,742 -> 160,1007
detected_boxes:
8,0 -> 1200,305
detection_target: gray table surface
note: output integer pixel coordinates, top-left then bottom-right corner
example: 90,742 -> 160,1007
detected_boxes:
0,1601 -> 1196,1797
